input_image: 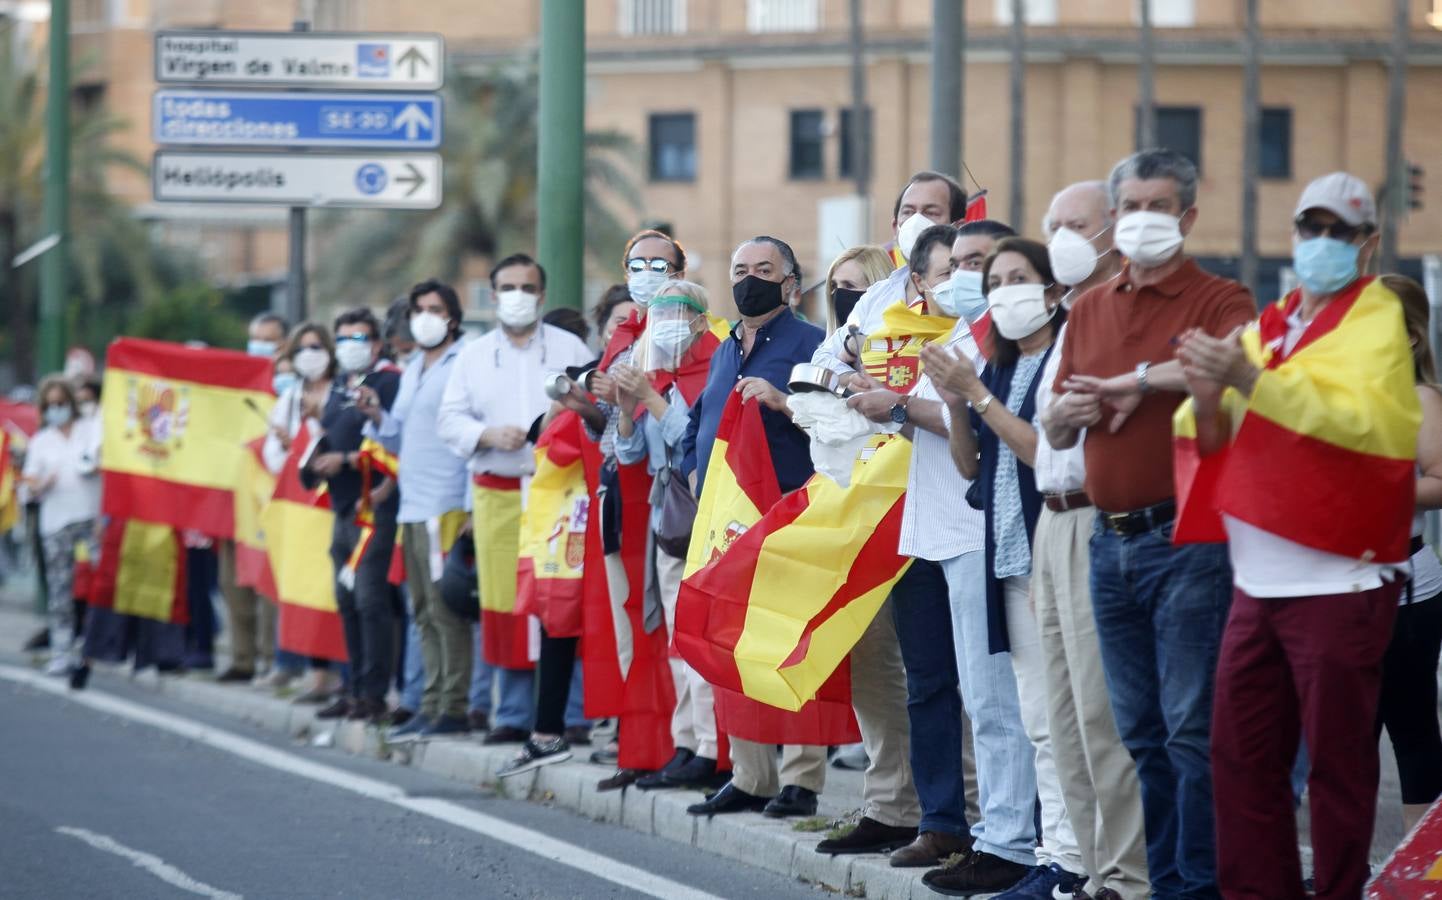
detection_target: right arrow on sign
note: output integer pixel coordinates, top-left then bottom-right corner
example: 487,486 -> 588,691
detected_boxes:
397,46 -> 431,79
395,162 -> 427,197
393,104 -> 433,140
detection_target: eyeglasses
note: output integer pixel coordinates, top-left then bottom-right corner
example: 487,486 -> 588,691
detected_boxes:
1294,217 -> 1366,242
626,257 -> 674,275
296,343 -> 325,352
335,334 -> 373,344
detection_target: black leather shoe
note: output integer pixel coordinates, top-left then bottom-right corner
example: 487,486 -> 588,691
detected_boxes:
816,816 -> 918,855
923,850 -> 1031,896
661,754 -> 718,789
636,748 -> 695,790
763,784 -> 818,818
686,782 -> 770,816
481,726 -> 529,745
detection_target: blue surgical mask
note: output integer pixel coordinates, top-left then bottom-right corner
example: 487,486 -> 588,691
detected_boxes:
1293,236 -> 1360,297
44,405 -> 73,428
272,371 -> 299,397
933,269 -> 988,322
247,339 -> 278,358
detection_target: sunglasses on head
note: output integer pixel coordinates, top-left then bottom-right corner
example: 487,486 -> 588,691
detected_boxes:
1294,216 -> 1366,242
626,257 -> 674,274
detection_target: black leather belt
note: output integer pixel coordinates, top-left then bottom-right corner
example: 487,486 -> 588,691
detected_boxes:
1098,499 -> 1177,537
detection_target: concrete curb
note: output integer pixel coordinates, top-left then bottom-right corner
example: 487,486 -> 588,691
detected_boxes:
128,671 -> 938,899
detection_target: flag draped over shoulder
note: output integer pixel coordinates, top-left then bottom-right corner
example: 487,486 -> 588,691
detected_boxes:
517,412 -> 591,638
100,338 -> 274,537
861,301 -> 957,393
472,474 -> 535,669
233,437 -> 278,598
262,422 -> 346,661
1173,277 -> 1421,560
89,517 -> 188,624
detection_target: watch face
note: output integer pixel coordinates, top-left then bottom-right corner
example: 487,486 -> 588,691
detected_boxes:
889,403 -> 908,425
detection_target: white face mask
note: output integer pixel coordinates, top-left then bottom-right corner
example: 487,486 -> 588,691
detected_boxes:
409,311 -> 449,349
335,339 -> 374,374
931,269 -> 988,322
646,317 -> 699,371
627,270 -> 669,308
293,347 -> 331,381
895,212 -> 932,263
1113,211 -> 1185,267
79,401 -> 98,419
1047,226 -> 1107,287
987,283 -> 1056,340
495,289 -> 539,329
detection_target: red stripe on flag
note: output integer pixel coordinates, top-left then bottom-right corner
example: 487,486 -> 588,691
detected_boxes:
101,471 -> 236,538
714,665 -> 861,746
474,473 -> 523,491
106,337 -> 273,392
1172,435 -> 1229,544
234,541 -> 278,599
482,609 -> 533,669
278,602 -> 347,661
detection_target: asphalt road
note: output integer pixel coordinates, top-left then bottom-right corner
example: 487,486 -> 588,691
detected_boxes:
0,673 -> 825,900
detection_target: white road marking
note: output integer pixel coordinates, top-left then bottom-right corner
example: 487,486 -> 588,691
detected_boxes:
54,826 -> 243,900
2,666 -> 722,900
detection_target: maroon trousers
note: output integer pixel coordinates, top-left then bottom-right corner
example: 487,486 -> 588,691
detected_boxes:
1211,582 -> 1400,900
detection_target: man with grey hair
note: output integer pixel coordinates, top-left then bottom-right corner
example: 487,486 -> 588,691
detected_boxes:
1029,184 -> 1148,899
1043,149 -> 1254,898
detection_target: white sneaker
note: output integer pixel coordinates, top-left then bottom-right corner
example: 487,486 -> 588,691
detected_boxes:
44,656 -> 72,677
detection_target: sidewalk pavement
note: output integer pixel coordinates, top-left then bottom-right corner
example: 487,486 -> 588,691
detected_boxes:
0,583 -> 937,900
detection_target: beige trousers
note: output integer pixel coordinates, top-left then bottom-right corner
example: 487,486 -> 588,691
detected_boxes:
1032,506 -> 1150,899
849,596 -> 922,827
728,740 -> 828,796
656,545 -> 719,759
218,539 -> 275,673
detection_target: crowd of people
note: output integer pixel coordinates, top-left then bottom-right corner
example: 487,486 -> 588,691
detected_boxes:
12,148 -> 1442,900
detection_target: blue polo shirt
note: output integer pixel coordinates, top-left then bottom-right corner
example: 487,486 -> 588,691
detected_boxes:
680,308 -> 823,497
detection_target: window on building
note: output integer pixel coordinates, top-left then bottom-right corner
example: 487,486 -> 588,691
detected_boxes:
993,0 -> 1059,25
1136,106 -> 1203,172
839,106 -> 872,181
1135,0 -> 1195,27
649,113 -> 696,182
747,0 -> 819,33
620,0 -> 687,36
1260,108 -> 1292,180
789,110 -> 826,180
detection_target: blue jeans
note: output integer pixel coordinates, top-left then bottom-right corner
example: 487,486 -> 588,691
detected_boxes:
1089,518 -> 1231,900
891,559 -> 969,838
942,550 -> 1037,867
469,623 -> 533,729
565,665 -> 588,729
401,606 -> 425,713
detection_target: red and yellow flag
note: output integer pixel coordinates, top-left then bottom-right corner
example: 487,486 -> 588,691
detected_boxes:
233,437 -> 279,598
684,394 -> 783,578
89,517 -> 188,624
517,412 -> 591,638
0,429 -> 18,536
472,474 -> 534,669
860,300 -> 956,393
262,422 -> 346,661
1173,277 -> 1420,559
100,338 -> 274,537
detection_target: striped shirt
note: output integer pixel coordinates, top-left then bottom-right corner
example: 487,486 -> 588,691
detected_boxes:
897,320 -> 987,561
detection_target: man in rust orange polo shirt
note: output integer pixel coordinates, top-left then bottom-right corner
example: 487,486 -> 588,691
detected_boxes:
1042,148 -> 1254,900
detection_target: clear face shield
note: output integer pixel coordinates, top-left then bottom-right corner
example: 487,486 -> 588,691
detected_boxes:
640,295 -> 706,373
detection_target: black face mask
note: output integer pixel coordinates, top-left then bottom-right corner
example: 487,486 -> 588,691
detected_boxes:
732,274 -> 786,317
832,287 -> 864,324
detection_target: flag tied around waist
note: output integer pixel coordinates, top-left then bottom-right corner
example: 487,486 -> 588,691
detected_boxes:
100,338 -> 274,538
1172,276 -> 1420,559
88,518 -> 188,624
861,300 -> 957,393
517,411 -> 592,638
262,421 -> 346,661
233,437 -> 278,598
472,473 -> 535,669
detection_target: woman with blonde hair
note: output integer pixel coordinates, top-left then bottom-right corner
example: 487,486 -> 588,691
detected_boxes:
825,245 -> 895,334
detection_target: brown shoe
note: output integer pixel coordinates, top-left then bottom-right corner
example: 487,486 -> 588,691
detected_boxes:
888,829 -> 974,868
316,696 -> 352,719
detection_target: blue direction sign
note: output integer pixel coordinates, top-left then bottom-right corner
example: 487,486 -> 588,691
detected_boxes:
153,90 -> 442,149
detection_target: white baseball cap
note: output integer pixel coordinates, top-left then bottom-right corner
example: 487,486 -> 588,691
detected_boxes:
1294,172 -> 1376,227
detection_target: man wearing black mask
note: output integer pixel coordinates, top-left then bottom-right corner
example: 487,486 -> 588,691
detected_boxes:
679,236 -> 828,816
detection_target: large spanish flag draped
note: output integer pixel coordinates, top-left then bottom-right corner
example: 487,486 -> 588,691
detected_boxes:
101,338 -> 274,537
861,300 -> 956,392
88,517 -> 188,624
517,411 -> 591,638
1173,277 -> 1420,559
233,437 -> 278,598
472,474 -> 535,669
262,422 -> 346,661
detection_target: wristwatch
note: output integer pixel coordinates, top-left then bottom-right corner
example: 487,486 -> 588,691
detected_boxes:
889,394 -> 912,425
970,394 -> 995,415
1135,361 -> 1152,394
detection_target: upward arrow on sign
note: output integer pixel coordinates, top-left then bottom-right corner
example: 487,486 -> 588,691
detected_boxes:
398,46 -> 431,79
393,103 -> 433,140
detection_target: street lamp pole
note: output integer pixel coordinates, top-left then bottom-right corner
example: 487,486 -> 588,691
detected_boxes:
38,0 -> 69,375
537,0 -> 585,311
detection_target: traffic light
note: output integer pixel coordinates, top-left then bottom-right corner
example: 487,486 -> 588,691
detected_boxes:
1407,162 -> 1425,212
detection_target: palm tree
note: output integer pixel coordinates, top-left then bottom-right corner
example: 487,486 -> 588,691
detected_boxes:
313,61 -> 640,307
0,21 -> 44,380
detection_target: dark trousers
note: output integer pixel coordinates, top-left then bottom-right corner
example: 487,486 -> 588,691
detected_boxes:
535,626 -> 578,736
184,546 -> 218,666
1212,582 -> 1400,900
1376,593 -> 1442,805
890,558 -> 969,838
330,514 -> 400,704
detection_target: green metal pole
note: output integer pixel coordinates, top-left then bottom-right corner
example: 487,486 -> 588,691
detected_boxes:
537,0 -> 584,311
39,0 -> 70,374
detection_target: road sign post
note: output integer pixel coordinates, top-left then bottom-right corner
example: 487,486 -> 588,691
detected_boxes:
153,152 -> 442,208
153,91 -> 442,149
154,31 -> 444,90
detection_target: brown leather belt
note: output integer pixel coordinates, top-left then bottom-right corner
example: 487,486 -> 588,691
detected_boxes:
1043,490 -> 1092,513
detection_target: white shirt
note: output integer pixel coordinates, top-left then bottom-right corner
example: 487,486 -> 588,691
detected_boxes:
812,266 -> 911,376
436,323 -> 592,478
22,421 -> 102,536
1032,322 -> 1088,494
898,319 -> 987,561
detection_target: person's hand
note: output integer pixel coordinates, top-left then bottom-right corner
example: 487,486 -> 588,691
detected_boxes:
842,370 -> 884,394
1176,327 -> 1258,395
269,425 -> 293,452
23,473 -> 56,497
480,425 -> 528,452
371,478 -> 397,504
846,388 -> 900,425
1050,390 -> 1104,431
611,364 -> 657,403
300,392 -> 325,421
587,371 -> 619,405
736,377 -> 788,413
354,386 -> 383,424
308,451 -> 345,478
556,384 -> 596,414
920,343 -> 983,403
1063,374 -> 1143,434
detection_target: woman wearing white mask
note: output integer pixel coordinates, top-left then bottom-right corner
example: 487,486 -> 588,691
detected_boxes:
21,376 -> 102,679
924,237 -> 1089,898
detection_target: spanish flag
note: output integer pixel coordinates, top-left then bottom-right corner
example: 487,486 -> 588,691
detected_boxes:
1173,277 -> 1420,560
860,299 -> 957,393
684,394 -> 782,578
233,438 -> 279,598
88,517 -> 188,624
262,422 -> 346,661
517,411 -> 591,638
0,428 -> 18,536
472,474 -> 534,669
100,338 -> 274,538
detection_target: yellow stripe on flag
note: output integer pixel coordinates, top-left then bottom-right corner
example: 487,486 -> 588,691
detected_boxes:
472,479 -> 522,614
685,431 -> 768,579
861,300 -> 956,392
261,499 -> 337,612
519,452 -> 588,585
112,521 -> 181,622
